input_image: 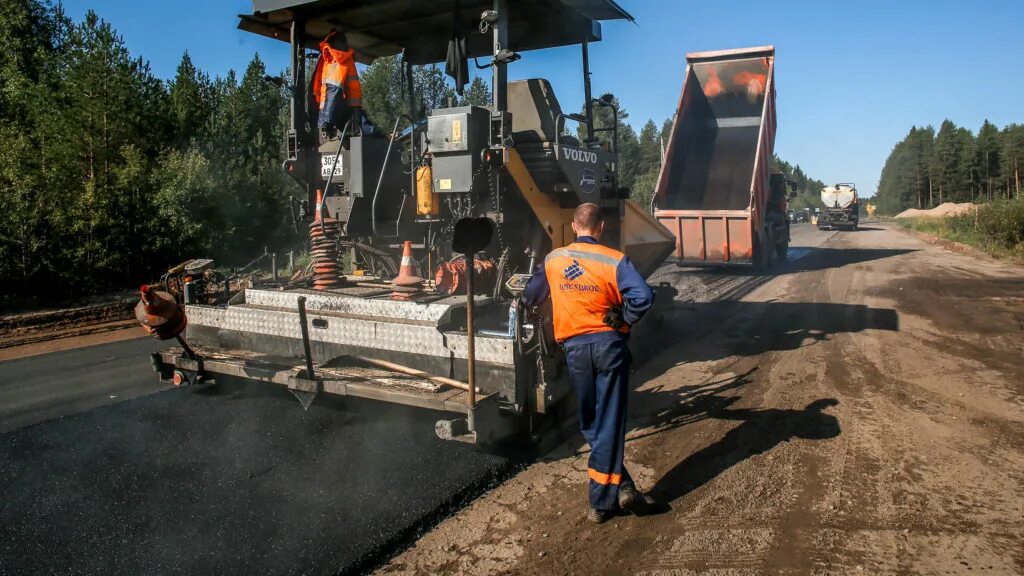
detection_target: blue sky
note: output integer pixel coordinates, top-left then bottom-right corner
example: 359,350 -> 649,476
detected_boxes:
62,0 -> 1024,197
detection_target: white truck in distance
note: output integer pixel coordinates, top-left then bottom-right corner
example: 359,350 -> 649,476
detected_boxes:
818,183 -> 859,231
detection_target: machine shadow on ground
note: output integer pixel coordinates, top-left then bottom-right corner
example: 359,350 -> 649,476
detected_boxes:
635,300 -> 899,371
782,247 -> 916,273
657,247 -> 916,280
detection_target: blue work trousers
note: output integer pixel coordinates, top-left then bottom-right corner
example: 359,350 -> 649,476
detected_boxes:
565,337 -> 634,511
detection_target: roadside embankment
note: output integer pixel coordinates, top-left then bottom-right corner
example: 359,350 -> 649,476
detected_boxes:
896,200 -> 1024,261
0,298 -> 137,350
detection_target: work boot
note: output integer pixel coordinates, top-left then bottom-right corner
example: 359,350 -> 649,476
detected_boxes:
618,484 -> 656,514
586,508 -> 614,524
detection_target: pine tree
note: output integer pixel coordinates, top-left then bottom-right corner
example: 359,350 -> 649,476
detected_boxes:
415,64 -> 455,114
360,55 -> 406,132
630,120 -> 663,209
975,120 -> 1002,202
908,127 -> 934,208
461,76 -> 491,108
876,137 -> 907,213
45,10 -> 170,289
637,120 -> 660,176
1001,124 -> 1024,200
203,55 -> 291,261
0,0 -> 70,299
930,120 -> 972,204
169,51 -> 214,147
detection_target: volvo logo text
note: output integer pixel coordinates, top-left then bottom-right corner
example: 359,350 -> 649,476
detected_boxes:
562,148 -> 598,164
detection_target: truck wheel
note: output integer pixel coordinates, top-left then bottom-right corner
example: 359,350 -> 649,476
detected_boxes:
761,227 -> 776,269
753,237 -> 768,272
775,241 -> 789,261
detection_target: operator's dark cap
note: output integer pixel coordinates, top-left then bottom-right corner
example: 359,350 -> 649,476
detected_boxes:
327,30 -> 349,49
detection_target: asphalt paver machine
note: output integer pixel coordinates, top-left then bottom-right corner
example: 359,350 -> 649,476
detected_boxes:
150,0 -> 675,444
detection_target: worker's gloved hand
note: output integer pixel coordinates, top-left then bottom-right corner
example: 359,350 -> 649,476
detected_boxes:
603,304 -> 626,330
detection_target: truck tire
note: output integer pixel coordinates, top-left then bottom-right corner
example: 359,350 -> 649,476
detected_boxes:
775,240 -> 789,261
753,236 -> 768,272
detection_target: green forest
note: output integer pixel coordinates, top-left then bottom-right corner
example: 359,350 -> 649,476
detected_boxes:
876,120 -> 1024,214
1,1 -> 826,308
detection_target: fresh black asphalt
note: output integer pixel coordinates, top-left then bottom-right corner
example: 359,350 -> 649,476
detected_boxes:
0,339 -> 507,575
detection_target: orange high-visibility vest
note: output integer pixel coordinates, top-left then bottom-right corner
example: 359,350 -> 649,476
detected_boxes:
312,32 -> 362,109
543,242 -> 629,343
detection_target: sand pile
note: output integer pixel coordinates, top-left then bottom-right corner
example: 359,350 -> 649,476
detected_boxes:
895,202 -> 976,219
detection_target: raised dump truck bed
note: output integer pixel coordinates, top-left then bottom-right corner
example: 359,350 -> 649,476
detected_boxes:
654,46 -> 790,267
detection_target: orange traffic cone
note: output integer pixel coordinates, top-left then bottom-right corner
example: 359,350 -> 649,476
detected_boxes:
393,241 -> 424,286
392,241 -> 424,300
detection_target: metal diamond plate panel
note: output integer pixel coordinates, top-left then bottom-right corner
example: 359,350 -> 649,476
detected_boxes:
245,289 -> 464,324
185,304 -> 452,358
184,305 -> 226,327
444,333 -> 514,366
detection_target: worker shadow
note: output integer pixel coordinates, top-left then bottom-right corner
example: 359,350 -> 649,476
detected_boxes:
599,366 -> 840,514
648,397 -> 840,504
546,370 -> 760,509
627,367 -> 759,443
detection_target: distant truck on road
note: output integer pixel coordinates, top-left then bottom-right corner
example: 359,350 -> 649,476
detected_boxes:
818,183 -> 859,231
653,46 -> 794,269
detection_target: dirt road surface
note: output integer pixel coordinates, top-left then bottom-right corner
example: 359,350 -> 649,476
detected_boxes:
380,222 -> 1024,575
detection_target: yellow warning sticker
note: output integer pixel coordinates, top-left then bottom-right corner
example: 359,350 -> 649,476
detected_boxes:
439,178 -> 452,191
452,119 -> 462,143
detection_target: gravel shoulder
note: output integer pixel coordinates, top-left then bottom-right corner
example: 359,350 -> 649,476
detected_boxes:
0,298 -> 137,352
378,222 -> 1024,575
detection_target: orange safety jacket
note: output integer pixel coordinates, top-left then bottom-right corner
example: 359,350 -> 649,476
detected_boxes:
543,241 -> 629,343
312,32 -> 362,129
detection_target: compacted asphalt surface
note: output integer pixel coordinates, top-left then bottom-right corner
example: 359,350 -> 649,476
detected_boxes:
0,338 -> 507,576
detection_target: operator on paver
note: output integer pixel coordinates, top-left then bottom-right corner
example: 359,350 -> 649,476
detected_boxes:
313,30 -> 362,134
522,203 -> 657,524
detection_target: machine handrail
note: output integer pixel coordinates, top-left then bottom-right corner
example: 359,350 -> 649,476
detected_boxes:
555,112 -> 592,147
371,113 -> 415,238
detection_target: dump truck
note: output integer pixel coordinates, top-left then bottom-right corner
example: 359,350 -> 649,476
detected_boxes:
143,0 -> 676,446
653,46 -> 793,268
818,183 -> 859,230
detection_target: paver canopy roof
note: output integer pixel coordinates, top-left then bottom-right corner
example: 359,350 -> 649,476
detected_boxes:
240,0 -> 634,64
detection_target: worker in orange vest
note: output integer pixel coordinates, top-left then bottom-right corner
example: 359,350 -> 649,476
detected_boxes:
313,30 -> 363,134
522,203 -> 657,523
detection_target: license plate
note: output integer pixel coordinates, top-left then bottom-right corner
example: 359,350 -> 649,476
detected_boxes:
321,154 -> 343,179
